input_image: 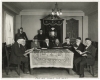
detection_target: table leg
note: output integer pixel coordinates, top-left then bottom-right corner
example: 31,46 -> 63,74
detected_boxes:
68,68 -> 73,75
30,68 -> 33,75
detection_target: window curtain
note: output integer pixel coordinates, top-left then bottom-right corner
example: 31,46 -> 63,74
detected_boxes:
5,13 -> 14,45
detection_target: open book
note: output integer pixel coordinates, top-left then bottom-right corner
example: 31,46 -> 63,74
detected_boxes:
52,47 -> 63,49
41,48 -> 47,49
76,50 -> 90,55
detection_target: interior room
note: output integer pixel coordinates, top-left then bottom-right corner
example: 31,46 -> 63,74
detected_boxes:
2,2 -> 98,78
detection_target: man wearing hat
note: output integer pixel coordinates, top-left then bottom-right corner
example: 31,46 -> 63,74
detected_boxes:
31,37 -> 40,49
19,27 -> 28,40
74,38 -> 96,77
62,37 -> 74,51
43,37 -> 53,49
53,38 -> 62,47
73,37 -> 85,59
10,37 -> 29,74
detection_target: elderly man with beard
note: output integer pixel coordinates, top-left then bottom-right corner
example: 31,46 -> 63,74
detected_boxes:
10,37 -> 29,74
74,38 -> 96,77
53,38 -> 62,47
73,37 -> 85,59
62,37 -> 74,51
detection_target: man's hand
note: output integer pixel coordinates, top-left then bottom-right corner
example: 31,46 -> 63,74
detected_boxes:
83,51 -> 88,53
25,48 -> 34,55
25,48 -> 34,52
25,49 -> 31,52
82,54 -> 87,56
23,53 -> 28,57
74,47 -> 77,50
76,50 -> 82,55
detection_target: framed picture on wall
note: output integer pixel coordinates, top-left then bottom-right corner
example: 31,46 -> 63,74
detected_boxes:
66,18 -> 79,43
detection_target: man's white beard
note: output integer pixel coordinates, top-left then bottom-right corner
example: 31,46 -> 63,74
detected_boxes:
67,42 -> 70,44
40,32 -> 43,34
76,42 -> 80,46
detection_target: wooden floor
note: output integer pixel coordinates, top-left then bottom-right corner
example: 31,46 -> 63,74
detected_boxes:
2,61 -> 98,78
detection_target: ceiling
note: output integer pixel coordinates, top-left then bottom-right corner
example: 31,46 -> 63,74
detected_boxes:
3,2 -> 98,15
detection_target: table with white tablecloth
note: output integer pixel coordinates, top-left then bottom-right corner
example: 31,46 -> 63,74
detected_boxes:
30,49 -> 74,74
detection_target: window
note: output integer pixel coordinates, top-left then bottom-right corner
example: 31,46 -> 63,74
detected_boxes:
4,12 -> 14,45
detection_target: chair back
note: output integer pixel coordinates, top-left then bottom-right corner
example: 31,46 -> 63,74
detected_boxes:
94,48 -> 97,62
92,41 -> 98,60
5,45 -> 12,65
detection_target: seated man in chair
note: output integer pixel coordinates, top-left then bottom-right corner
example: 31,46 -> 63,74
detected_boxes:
10,37 -> 29,74
74,38 -> 96,77
73,37 -> 85,59
43,38 -> 53,49
31,37 -> 41,49
53,38 -> 62,47
62,37 -> 74,51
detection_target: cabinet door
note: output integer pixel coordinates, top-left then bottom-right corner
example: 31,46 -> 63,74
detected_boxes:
66,18 -> 78,43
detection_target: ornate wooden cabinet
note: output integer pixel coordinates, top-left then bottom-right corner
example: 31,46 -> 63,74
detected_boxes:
40,15 -> 64,43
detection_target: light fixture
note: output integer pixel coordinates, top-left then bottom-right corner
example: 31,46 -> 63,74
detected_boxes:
52,2 -> 62,16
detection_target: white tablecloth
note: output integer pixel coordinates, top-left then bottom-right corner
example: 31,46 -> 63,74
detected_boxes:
30,49 -> 74,68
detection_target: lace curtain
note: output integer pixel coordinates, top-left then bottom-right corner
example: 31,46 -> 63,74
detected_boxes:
4,13 -> 14,45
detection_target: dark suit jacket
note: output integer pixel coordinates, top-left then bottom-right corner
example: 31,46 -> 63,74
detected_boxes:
84,45 -> 96,65
15,32 -> 28,41
20,32 -> 28,40
62,42 -> 74,51
15,33 -> 20,42
31,41 -> 40,48
73,43 -> 85,58
37,33 -> 45,41
74,43 -> 85,52
10,42 -> 25,64
43,42 -> 53,49
37,34 -> 45,47
53,43 -> 62,47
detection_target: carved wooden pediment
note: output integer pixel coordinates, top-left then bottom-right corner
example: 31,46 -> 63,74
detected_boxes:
40,14 -> 64,25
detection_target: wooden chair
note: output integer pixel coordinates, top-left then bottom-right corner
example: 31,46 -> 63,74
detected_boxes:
5,45 -> 24,76
87,48 -> 97,77
87,64 -> 95,76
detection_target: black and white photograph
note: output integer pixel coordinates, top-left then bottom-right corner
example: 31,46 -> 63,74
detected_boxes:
1,0 -> 99,78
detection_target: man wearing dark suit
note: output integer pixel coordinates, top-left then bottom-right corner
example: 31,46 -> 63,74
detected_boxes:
10,37 -> 29,73
62,37 -> 74,51
19,27 -> 28,40
43,38 -> 53,49
73,37 -> 85,59
15,29 -> 20,42
37,29 -> 45,47
53,38 -> 62,47
31,37 -> 40,49
74,38 -> 96,77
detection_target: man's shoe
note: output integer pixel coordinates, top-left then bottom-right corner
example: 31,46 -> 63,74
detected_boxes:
24,71 -> 30,74
79,74 -> 84,78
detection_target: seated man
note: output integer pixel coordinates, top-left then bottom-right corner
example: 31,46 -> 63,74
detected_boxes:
73,37 -> 85,59
53,38 -> 62,47
24,37 -> 41,55
62,37 -> 74,51
74,38 -> 96,77
10,37 -> 29,73
43,38 -> 53,49
31,37 -> 40,50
